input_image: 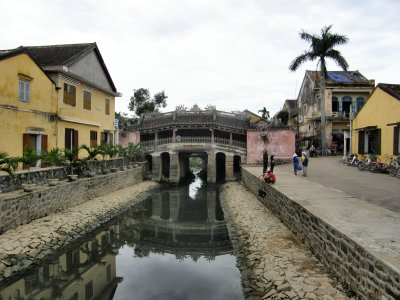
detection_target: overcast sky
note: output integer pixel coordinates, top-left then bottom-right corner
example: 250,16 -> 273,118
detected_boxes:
1,0 -> 399,116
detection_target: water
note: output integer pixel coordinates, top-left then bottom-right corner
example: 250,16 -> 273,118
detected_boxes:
0,173 -> 243,300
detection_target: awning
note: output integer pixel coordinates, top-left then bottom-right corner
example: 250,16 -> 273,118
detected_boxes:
355,125 -> 377,131
387,122 -> 400,126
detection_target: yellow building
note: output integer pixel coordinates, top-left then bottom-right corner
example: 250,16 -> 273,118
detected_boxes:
0,49 -> 58,158
23,43 -> 119,154
0,43 -> 119,158
352,83 -> 400,157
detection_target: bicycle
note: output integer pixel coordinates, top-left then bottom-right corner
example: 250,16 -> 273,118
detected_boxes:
358,154 -> 377,172
346,154 -> 359,167
387,156 -> 400,177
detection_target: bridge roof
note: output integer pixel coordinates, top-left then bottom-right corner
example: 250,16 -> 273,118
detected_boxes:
139,110 -> 249,133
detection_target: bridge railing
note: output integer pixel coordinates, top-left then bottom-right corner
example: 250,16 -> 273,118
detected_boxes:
140,136 -> 246,149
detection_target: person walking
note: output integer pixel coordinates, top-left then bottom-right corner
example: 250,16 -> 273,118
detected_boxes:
302,153 -> 309,176
269,154 -> 275,173
293,153 -> 300,175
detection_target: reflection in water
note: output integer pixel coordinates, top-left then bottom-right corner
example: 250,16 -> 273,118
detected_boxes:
0,174 -> 243,300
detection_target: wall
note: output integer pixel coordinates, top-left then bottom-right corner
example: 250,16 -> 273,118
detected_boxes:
0,54 -> 58,157
0,166 -> 144,233
246,129 -> 295,164
241,168 -> 400,300
352,87 -> 400,157
119,129 -> 140,146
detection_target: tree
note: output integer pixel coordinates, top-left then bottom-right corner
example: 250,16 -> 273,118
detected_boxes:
115,112 -> 139,128
276,110 -> 289,125
258,107 -> 270,119
128,88 -> 168,116
289,25 -> 349,152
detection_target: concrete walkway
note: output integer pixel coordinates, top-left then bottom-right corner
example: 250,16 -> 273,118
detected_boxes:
244,157 -> 400,275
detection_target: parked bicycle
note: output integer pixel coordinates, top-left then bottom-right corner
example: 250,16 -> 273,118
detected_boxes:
346,154 -> 359,167
358,154 -> 377,172
387,155 -> 400,177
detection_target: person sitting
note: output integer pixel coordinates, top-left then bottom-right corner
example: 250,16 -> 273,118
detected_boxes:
260,170 -> 276,184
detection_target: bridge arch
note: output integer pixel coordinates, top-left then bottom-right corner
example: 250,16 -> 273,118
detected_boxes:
145,154 -> 153,172
216,152 -> 226,182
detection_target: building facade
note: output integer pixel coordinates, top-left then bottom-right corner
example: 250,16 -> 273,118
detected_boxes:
0,50 -> 58,158
352,83 -> 400,157
0,43 -> 119,158
296,70 -> 375,154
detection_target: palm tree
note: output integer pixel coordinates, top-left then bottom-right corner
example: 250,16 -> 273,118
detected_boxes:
258,107 -> 270,120
289,25 -> 349,152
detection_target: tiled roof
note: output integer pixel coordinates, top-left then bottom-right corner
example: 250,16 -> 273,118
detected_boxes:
22,43 -> 94,66
139,111 -> 249,132
378,83 -> 400,101
306,70 -> 372,86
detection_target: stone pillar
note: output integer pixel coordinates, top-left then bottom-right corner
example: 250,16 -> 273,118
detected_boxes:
155,132 -> 159,146
173,128 -> 176,143
229,132 -> 233,145
210,129 -> 214,143
179,155 -> 189,179
169,190 -> 180,221
152,155 -> 162,182
169,152 -> 180,185
207,151 -> 216,183
225,154 -> 235,181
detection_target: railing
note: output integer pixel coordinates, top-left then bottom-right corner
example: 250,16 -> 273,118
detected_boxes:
140,136 -> 246,149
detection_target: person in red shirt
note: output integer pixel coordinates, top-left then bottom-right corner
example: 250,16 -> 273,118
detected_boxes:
262,170 -> 276,184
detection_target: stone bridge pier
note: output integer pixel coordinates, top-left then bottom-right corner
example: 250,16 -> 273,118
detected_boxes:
150,149 -> 244,184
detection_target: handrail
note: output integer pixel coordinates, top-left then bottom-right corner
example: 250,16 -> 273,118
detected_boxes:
140,136 -> 246,149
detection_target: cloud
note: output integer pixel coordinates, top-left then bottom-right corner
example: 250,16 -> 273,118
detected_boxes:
1,0 -> 399,116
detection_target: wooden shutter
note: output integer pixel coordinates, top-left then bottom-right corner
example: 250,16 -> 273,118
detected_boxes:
376,129 -> 381,155
41,135 -> 48,151
65,128 -> 72,149
109,133 -> 113,145
394,126 -> 399,155
358,131 -> 365,154
73,130 -> 79,149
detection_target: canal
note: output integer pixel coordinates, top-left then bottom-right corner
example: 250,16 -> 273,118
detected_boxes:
0,173 -> 244,299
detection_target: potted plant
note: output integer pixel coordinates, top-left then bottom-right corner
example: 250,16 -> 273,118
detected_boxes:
19,147 -> 41,192
97,144 -> 110,174
116,145 -> 127,170
64,147 -> 80,181
126,143 -> 143,168
42,148 -> 66,186
108,145 -> 119,172
0,151 -> 18,176
80,145 -> 99,177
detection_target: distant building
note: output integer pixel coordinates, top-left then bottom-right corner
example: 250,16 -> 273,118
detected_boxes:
282,99 -> 297,127
0,43 -> 119,158
296,70 -> 375,154
352,83 -> 400,157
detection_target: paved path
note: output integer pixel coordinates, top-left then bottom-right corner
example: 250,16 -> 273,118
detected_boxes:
244,159 -> 400,276
276,157 -> 400,213
220,183 -> 349,299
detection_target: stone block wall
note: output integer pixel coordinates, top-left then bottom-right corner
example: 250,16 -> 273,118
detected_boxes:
241,168 -> 400,300
0,166 -> 144,234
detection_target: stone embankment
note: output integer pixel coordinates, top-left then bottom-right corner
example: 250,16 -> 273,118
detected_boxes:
0,181 -> 158,281
220,182 -> 350,300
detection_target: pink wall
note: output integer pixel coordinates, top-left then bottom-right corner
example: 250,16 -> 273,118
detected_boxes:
246,130 -> 295,164
118,129 -> 140,146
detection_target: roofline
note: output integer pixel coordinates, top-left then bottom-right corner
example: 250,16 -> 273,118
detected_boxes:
377,83 -> 400,101
0,48 -> 57,87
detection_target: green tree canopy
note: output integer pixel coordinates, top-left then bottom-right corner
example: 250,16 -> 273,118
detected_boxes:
128,88 -> 168,116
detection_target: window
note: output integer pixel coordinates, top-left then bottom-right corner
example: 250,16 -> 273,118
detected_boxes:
332,96 -> 339,112
342,96 -> 352,115
83,90 -> 91,110
66,249 -> 80,272
394,125 -> 400,155
65,128 -> 78,150
63,83 -> 76,106
90,131 -> 98,148
105,98 -> 110,115
356,97 -> 365,113
19,79 -> 30,102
